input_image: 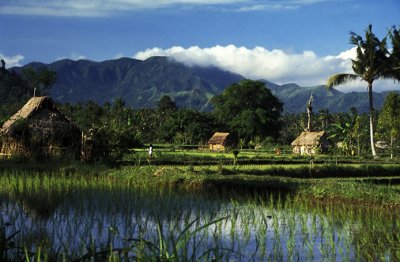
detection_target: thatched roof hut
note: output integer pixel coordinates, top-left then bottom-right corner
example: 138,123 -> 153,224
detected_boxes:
0,96 -> 81,159
208,132 -> 230,151
291,131 -> 328,155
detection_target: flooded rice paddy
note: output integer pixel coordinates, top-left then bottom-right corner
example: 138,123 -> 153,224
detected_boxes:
1,175 -> 399,261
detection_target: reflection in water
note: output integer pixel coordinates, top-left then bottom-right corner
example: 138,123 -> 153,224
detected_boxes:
1,187 -> 399,261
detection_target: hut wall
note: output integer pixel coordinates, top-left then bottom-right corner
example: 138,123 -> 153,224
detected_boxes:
292,145 -> 300,154
1,123 -> 81,159
293,145 -> 319,155
0,137 -> 26,158
209,143 -> 225,151
0,137 -> 77,159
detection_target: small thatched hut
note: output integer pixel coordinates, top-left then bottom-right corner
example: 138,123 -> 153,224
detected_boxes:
0,96 -> 81,159
208,132 -> 230,151
291,131 -> 328,155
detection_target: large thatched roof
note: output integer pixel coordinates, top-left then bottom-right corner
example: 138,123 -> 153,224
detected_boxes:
0,96 -> 81,141
1,96 -> 81,159
1,96 -> 67,135
208,132 -> 229,145
291,131 -> 326,146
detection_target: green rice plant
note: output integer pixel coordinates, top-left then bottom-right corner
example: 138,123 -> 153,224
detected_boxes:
127,212 -> 231,261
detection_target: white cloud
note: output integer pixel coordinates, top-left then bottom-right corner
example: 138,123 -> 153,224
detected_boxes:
56,53 -> 87,61
0,54 -> 25,68
134,45 -> 399,92
134,45 -> 349,85
0,0 -> 333,16
236,3 -> 299,12
113,53 -> 126,59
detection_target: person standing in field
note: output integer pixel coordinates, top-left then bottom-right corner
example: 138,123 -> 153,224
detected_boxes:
148,144 -> 153,160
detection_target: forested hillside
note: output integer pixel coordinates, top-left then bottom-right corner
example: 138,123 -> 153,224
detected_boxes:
8,56 -> 398,113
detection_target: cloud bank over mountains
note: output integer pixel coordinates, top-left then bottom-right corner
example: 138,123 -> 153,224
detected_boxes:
134,44 -> 397,92
134,45 -> 353,85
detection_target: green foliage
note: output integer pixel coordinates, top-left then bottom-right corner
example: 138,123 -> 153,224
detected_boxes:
158,95 -> 177,113
158,109 -> 221,145
388,26 -> 400,80
326,109 -> 370,156
211,80 -> 283,145
0,68 -> 32,121
348,24 -> 389,85
60,99 -> 142,163
231,149 -> 240,166
132,212 -> 228,261
377,92 -> 400,157
21,66 -> 56,96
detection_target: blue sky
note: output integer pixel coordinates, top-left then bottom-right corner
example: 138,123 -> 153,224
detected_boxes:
1,0 -> 399,91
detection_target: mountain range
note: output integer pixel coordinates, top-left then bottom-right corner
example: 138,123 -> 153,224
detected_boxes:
9,56 -> 398,113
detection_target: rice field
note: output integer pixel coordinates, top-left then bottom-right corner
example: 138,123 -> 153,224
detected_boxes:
1,171 -> 399,261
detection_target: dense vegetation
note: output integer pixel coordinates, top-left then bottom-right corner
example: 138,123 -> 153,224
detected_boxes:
1,68 -> 399,161
57,97 -> 392,158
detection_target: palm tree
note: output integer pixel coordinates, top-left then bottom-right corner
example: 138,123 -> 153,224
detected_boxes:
388,26 -> 400,80
327,25 -> 390,158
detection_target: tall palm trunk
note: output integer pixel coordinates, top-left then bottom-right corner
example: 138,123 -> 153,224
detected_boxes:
368,82 -> 378,157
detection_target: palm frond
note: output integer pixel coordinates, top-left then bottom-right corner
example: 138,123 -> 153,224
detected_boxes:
349,31 -> 362,45
326,74 -> 359,88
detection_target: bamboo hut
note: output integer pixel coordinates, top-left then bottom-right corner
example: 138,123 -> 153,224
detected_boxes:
0,96 -> 81,159
208,132 -> 230,151
291,131 -> 328,155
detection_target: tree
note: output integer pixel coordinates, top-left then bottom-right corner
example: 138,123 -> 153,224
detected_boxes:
158,95 -> 177,113
211,80 -> 282,145
60,100 -> 141,163
110,98 -> 127,129
327,25 -> 391,158
316,109 -> 333,131
352,114 -> 369,156
378,92 -> 400,158
21,67 -> 57,96
278,114 -> 304,145
0,66 -> 32,121
388,26 -> 400,81
158,109 -> 220,145
131,108 -> 161,143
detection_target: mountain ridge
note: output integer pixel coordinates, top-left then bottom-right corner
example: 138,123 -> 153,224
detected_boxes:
9,57 -> 398,113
